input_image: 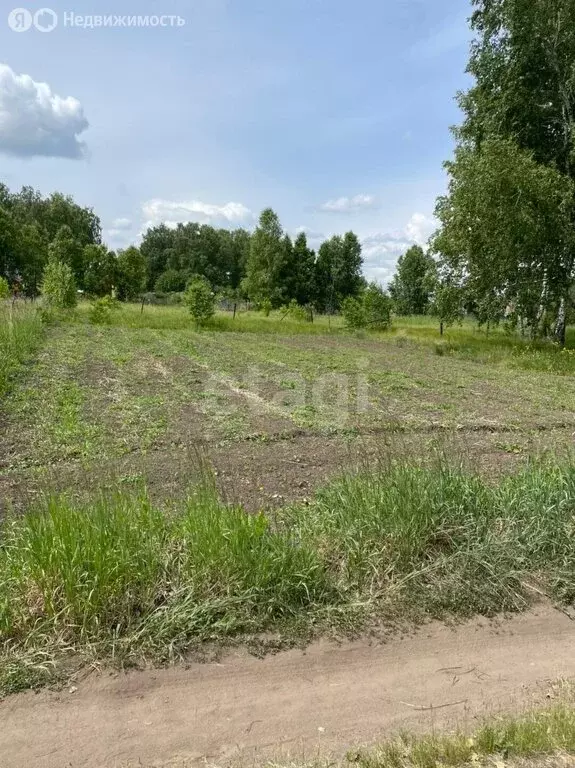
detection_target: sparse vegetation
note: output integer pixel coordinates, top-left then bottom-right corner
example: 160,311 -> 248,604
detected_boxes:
347,704 -> 575,768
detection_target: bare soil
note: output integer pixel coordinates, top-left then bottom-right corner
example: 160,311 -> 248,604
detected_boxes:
1,605 -> 574,768
2,424 -> 574,514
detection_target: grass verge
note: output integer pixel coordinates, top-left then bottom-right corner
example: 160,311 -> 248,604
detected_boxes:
2,460 -> 575,695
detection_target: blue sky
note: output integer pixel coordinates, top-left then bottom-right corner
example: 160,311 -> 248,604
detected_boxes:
0,0 -> 473,283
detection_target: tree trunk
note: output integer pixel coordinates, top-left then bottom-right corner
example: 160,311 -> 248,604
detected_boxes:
440,321 -> 444,336
536,273 -> 548,337
554,297 -> 567,347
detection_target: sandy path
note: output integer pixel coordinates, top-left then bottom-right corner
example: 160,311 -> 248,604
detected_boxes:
2,605 -> 574,768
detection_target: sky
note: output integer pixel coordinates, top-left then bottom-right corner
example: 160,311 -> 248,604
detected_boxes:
0,0 -> 474,284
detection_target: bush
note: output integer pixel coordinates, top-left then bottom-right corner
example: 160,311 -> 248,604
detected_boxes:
342,296 -> 367,329
184,276 -> 215,327
89,296 -> 119,325
40,258 -> 77,311
282,299 -> 308,322
261,298 -> 272,317
343,286 -> 393,332
0,277 -> 9,300
364,284 -> 392,330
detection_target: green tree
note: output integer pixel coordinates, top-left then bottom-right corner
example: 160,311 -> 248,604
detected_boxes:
226,228 -> 251,290
154,269 -> 188,293
41,258 -> 77,310
449,0 -> 575,343
17,223 -> 48,297
428,274 -> 466,336
117,246 -> 147,301
315,232 -> 363,312
244,208 -> 286,306
338,232 -> 364,301
389,245 -> 435,315
140,224 -> 176,290
342,284 -> 392,331
0,184 -> 101,291
84,245 -> 117,297
0,207 -> 18,282
342,296 -> 367,329
433,138 -> 575,339
48,226 -> 84,287
284,232 -> 316,306
185,276 -> 215,327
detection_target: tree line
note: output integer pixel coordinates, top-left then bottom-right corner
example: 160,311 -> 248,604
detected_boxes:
0,190 -> 369,312
0,183 -> 147,302
142,207 -> 365,313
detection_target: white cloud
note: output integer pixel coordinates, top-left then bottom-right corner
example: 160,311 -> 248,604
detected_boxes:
111,217 -> 132,231
360,212 -> 437,285
142,198 -> 254,227
0,63 -> 89,159
318,194 -> 378,214
405,212 -> 437,245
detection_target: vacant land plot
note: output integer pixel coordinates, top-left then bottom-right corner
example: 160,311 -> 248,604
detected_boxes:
2,302 -> 575,699
1,302 -> 575,513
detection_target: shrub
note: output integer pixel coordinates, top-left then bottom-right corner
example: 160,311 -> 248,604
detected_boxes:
40,258 -> 77,311
342,296 -> 367,329
283,299 -> 308,322
364,284 -> 392,330
89,296 -> 119,325
0,277 -> 9,300
261,298 -> 272,317
185,276 -> 215,327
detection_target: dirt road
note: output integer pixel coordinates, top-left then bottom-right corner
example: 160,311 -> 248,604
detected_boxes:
2,605 -> 574,768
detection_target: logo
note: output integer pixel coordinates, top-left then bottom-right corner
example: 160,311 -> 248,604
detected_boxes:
7,7 -> 32,31
7,7 -> 58,32
33,8 -> 57,31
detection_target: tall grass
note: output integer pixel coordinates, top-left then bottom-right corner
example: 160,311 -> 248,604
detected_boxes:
2,460 -> 575,693
75,301 -> 346,335
72,301 -> 575,373
0,301 -> 44,396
